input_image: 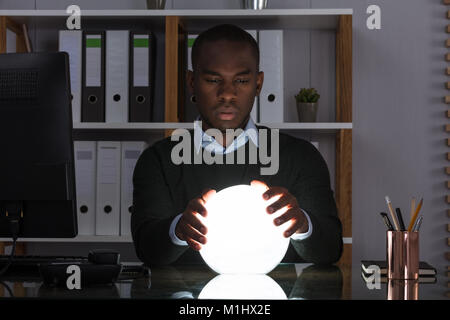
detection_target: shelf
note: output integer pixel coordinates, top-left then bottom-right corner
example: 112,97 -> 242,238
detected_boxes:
73,122 -> 352,132
0,9 -> 353,16
0,235 -> 132,243
0,236 -> 353,244
258,122 -> 352,130
0,9 -> 353,30
73,122 -> 193,130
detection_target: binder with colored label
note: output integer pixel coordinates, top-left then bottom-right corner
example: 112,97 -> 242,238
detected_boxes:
129,32 -> 155,122
82,31 -> 105,122
187,34 -> 197,72
106,30 -> 129,123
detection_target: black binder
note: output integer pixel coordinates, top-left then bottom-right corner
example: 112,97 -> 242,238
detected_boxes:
82,31 -> 105,122
128,31 -> 155,122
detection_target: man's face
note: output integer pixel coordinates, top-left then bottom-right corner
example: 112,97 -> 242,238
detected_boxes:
187,40 -> 264,131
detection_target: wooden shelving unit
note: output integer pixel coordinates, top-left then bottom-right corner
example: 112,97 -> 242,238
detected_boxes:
0,10 -> 353,282
72,121 -> 352,131
0,235 -> 132,243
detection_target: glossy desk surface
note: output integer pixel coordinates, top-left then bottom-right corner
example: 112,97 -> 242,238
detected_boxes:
0,263 -> 448,300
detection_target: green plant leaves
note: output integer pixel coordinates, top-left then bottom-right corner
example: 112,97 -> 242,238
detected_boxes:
295,88 -> 320,103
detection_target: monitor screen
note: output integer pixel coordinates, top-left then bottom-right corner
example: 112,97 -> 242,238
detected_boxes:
0,52 -> 77,238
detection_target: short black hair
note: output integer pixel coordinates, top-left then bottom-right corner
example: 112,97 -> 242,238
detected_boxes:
191,24 -> 260,71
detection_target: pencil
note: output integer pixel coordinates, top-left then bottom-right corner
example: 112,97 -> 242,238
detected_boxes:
410,197 -> 416,222
407,198 -> 423,232
385,196 -> 400,231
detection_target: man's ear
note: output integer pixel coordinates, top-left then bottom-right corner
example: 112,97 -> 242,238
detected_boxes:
256,71 -> 264,96
186,70 -> 194,95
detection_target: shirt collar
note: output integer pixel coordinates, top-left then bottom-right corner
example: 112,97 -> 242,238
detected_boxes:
194,116 -> 259,154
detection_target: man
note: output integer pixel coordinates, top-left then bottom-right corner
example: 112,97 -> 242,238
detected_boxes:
131,24 -> 342,266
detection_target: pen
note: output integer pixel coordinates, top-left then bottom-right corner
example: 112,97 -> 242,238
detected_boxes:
385,196 -> 400,231
407,198 -> 423,232
412,216 -> 423,232
395,208 -> 406,231
380,212 -> 394,231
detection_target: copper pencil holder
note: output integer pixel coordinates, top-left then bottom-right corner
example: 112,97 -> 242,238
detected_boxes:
386,231 -> 419,280
387,279 -> 419,300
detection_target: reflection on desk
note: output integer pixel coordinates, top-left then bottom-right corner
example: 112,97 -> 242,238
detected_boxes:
0,263 -> 448,300
129,263 -> 343,300
198,275 -> 287,299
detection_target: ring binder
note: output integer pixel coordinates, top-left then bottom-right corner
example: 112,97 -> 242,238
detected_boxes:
129,32 -> 155,122
82,31 -> 106,122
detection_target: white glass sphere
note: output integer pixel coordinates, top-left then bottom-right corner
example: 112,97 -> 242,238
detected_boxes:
199,184 -> 290,274
198,274 -> 287,300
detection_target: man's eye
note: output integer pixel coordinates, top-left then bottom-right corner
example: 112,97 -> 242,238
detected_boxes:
206,78 -> 221,83
235,79 -> 249,84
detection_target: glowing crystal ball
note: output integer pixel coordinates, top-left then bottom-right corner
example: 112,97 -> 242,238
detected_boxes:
198,274 -> 287,300
199,184 -> 290,274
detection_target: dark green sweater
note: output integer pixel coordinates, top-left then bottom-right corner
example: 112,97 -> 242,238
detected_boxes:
131,129 -> 342,266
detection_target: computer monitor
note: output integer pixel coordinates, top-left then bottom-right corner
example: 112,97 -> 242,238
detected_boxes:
0,52 -> 77,238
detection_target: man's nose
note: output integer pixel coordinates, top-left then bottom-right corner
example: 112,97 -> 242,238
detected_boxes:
217,81 -> 237,101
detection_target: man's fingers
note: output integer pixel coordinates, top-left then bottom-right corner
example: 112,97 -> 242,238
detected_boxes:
181,223 -> 207,245
273,207 -> 297,227
266,194 -> 293,214
274,208 -> 308,237
282,218 -> 301,238
186,238 -> 202,251
262,186 -> 287,200
182,213 -> 208,235
250,179 -> 269,190
188,198 -> 208,217
201,188 -> 216,203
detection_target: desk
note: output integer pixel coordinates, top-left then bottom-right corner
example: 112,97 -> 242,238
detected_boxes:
0,263 -> 447,300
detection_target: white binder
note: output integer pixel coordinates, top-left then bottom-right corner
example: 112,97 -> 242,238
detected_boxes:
259,30 -> 284,123
120,141 -> 147,236
74,141 -> 97,235
96,141 -> 121,235
246,30 -> 259,123
105,30 -> 129,123
59,30 -> 82,123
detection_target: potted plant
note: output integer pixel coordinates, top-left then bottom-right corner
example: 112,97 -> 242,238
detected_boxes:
294,88 -> 320,122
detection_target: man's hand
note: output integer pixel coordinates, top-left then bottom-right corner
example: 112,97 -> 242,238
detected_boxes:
175,188 -> 216,251
251,180 -> 309,237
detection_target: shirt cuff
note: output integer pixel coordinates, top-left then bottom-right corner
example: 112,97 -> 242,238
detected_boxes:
169,214 -> 188,246
290,209 -> 313,241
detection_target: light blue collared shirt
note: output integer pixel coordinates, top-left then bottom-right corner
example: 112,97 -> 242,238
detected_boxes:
193,116 -> 259,155
169,117 -> 313,246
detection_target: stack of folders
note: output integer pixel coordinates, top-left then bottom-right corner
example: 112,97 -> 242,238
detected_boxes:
360,260 -> 437,284
74,141 -> 148,236
59,30 -> 156,123
186,30 -> 284,123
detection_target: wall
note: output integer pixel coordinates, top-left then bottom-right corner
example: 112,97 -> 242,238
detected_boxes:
1,0 -> 447,287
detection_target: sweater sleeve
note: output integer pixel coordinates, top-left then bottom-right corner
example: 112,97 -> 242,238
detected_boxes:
288,141 -> 343,265
131,145 -> 189,266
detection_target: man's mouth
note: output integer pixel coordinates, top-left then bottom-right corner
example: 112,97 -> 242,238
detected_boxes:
216,107 -> 237,121
218,111 -> 236,121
